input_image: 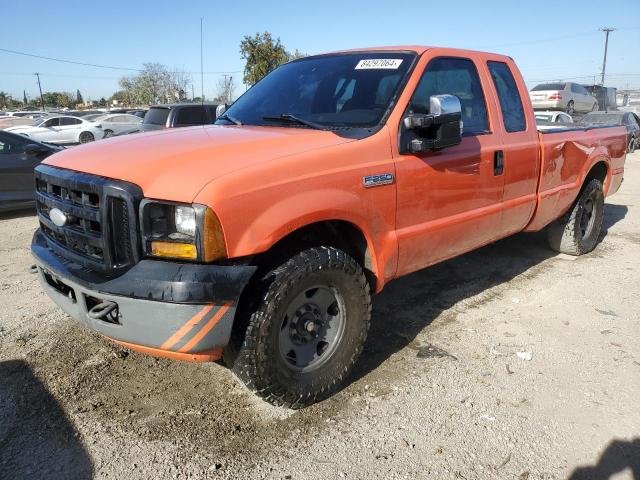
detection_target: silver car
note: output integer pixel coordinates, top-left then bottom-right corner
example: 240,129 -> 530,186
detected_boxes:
92,113 -> 142,138
529,82 -> 598,114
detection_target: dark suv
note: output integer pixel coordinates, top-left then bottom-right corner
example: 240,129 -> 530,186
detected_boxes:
140,103 -> 219,132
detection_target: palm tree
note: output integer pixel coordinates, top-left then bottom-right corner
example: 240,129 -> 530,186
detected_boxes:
0,91 -> 8,109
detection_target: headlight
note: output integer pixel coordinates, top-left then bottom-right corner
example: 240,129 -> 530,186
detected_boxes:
140,200 -> 227,262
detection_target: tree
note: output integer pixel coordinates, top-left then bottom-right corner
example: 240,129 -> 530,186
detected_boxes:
23,90 -> 28,106
240,32 -> 288,86
214,75 -> 236,104
118,63 -> 192,105
76,89 -> 83,105
0,91 -> 8,109
287,49 -> 307,61
98,97 -> 107,107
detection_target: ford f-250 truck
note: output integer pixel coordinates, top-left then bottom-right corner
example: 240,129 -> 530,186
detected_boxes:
31,46 -> 626,408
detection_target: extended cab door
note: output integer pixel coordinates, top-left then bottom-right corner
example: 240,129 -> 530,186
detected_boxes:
393,55 -> 506,276
485,59 -> 540,234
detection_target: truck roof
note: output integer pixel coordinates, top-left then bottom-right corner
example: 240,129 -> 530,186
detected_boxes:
322,45 -> 509,60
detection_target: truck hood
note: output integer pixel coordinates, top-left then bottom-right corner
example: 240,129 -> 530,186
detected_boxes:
43,125 -> 356,202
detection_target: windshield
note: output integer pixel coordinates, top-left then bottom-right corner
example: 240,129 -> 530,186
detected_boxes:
532,83 -> 565,91
535,114 -> 552,122
143,108 -> 170,126
217,52 -> 416,129
30,117 -> 46,126
581,114 -> 623,126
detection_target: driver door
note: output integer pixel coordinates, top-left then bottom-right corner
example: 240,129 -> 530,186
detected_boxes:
38,117 -> 61,142
394,56 -> 505,276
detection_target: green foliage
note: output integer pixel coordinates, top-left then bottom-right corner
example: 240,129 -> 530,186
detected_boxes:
118,63 -> 191,105
76,89 -> 83,104
240,32 -> 289,86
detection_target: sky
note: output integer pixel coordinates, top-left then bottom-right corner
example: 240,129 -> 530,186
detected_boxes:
1,0 -> 639,102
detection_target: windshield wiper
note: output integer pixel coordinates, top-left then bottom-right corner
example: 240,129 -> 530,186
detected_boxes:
217,114 -> 242,125
262,114 -> 327,130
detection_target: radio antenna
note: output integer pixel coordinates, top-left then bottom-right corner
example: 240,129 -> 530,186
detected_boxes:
200,17 -> 204,124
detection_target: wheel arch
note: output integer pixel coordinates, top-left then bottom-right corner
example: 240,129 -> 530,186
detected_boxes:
249,219 -> 380,293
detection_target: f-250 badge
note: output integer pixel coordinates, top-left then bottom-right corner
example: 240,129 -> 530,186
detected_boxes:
363,173 -> 394,188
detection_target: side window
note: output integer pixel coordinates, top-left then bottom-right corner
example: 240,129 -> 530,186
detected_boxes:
44,118 -> 60,127
60,117 -> 81,126
174,107 -> 206,126
409,57 -> 488,135
487,61 -> 526,133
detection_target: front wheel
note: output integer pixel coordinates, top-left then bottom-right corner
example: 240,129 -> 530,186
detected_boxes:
79,131 -> 95,144
229,247 -> 371,408
547,179 -> 604,255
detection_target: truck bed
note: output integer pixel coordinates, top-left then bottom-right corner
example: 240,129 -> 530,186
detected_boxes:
525,125 -> 627,231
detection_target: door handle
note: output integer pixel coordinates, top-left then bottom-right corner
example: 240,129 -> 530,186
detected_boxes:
494,150 -> 504,176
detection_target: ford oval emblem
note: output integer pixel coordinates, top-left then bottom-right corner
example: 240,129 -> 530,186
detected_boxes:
49,208 -> 68,227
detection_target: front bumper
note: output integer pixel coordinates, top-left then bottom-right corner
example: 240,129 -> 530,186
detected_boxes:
32,229 -> 256,361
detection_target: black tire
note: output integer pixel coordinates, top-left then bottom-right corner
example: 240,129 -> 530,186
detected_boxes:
104,129 -> 114,138
229,247 -> 371,408
547,179 -> 604,255
628,136 -> 637,153
566,101 -> 575,115
79,131 -> 95,144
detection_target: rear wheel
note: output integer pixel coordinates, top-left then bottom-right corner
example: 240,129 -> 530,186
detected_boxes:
547,179 -> 604,255
566,101 -> 575,115
79,131 -> 95,144
103,129 -> 114,138
229,247 -> 371,408
628,135 -> 637,153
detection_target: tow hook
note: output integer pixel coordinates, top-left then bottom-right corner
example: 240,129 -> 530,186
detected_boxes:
87,301 -> 119,323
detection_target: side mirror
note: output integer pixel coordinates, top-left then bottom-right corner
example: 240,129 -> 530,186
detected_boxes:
215,104 -> 227,118
24,143 -> 47,156
403,94 -> 463,153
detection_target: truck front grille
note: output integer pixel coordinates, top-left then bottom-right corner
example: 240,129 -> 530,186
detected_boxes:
34,165 -> 143,276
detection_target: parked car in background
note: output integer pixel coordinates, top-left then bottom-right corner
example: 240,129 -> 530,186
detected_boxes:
4,111 -> 47,117
127,109 -> 147,119
91,113 -> 142,137
535,111 -> 573,125
82,113 -> 106,122
6,115 -> 103,144
140,103 -> 219,132
0,130 -> 62,211
580,111 -> 640,152
0,114 -> 48,129
530,82 -> 598,114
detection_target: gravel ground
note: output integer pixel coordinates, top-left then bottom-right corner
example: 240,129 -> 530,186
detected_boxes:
1,153 -> 639,480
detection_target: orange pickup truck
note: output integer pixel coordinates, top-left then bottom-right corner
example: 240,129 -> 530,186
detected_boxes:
31,46 -> 626,408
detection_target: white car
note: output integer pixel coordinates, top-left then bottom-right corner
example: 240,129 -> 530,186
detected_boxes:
6,115 -> 103,144
529,82 -> 598,114
91,113 -> 142,137
535,111 -> 574,125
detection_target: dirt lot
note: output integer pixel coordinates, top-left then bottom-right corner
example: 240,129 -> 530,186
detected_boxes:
1,153 -> 639,480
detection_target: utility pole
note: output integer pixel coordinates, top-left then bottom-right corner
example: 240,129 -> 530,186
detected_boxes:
599,27 -> 615,85
34,72 -> 45,111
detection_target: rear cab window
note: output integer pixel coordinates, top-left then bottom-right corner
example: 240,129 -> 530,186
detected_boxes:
487,61 -> 526,133
143,108 -> 170,126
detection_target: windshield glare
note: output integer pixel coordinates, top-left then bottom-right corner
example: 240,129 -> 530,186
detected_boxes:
218,52 -> 416,129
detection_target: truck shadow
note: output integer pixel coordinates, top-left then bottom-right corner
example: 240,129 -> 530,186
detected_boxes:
0,207 -> 37,220
0,360 -> 93,479
350,203 -> 627,384
568,438 -> 640,480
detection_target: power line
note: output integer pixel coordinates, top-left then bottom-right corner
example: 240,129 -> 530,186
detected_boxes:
0,46 -> 240,74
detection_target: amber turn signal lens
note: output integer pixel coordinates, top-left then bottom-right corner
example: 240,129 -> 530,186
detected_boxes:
150,241 -> 197,260
203,208 -> 227,262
